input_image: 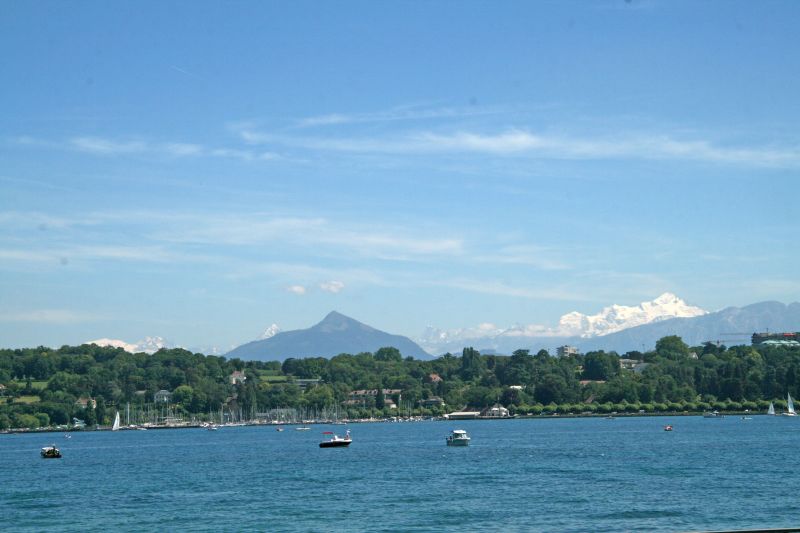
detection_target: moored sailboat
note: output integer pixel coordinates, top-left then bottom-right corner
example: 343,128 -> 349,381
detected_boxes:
112,411 -> 121,431
781,393 -> 797,416
767,402 -> 775,415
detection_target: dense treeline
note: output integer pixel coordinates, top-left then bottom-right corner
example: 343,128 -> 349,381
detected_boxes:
1,336 -> 799,429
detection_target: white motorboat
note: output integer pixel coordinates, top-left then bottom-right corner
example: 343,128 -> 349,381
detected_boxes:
446,429 -> 471,446
319,430 -> 351,448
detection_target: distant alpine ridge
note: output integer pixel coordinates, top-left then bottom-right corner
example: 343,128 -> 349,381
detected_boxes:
85,336 -> 174,354
226,311 -> 432,361
417,293 -> 707,354
86,295 -> 800,360
418,297 -> 800,356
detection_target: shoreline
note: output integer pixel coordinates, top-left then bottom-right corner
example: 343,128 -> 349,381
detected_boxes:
0,410 -> 766,435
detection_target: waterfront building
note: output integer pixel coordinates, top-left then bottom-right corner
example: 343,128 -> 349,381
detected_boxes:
154,389 -> 172,403
481,405 -> 510,418
294,378 -> 322,391
419,396 -> 445,408
752,331 -> 800,347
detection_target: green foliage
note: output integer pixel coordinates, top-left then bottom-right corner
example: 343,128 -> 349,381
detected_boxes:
2,335 -> 800,429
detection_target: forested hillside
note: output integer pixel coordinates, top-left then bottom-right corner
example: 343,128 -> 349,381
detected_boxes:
1,336 -> 798,429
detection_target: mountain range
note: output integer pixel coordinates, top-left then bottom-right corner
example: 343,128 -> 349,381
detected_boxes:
86,336 -> 174,355
226,311 -> 431,361
416,293 -> 708,354
418,299 -> 800,356
85,294 -> 800,360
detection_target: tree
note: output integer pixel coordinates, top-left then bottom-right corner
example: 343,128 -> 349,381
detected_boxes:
83,403 -> 97,427
304,384 -> 335,410
582,351 -> 620,380
376,387 -> 385,409
375,347 -> 402,362
460,347 -> 485,381
656,336 -> 690,360
173,385 -> 194,406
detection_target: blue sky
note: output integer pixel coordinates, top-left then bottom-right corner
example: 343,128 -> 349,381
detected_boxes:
2,1 -> 799,350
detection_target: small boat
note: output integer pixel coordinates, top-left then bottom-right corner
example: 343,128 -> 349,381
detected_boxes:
741,416 -> 752,420
295,426 -> 311,431
276,427 -> 285,432
703,410 -> 723,418
319,430 -> 351,448
112,411 -> 120,431
446,429 -> 471,446
41,445 -> 62,459
781,393 -> 797,416
64,434 -> 71,439
768,402 -> 776,416
663,425 -> 673,432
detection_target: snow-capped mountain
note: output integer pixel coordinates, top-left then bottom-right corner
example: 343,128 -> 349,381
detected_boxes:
85,338 -> 139,353
556,292 -> 707,338
417,293 -> 707,353
259,323 -> 281,340
86,336 -> 174,354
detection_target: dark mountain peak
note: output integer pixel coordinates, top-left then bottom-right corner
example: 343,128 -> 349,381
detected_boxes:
315,311 -> 375,333
226,311 -> 431,361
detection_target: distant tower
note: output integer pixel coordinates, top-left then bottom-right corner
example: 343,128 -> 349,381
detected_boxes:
557,345 -> 579,357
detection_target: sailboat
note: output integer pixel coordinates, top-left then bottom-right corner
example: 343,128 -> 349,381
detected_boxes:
781,394 -> 797,417
768,402 -> 776,416
112,411 -> 121,431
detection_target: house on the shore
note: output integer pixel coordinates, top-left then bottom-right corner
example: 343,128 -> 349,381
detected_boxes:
419,396 -> 445,408
154,389 -> 172,404
481,404 -> 510,418
75,397 -> 97,409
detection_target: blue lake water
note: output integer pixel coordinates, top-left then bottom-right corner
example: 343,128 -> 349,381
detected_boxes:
2,416 -> 799,532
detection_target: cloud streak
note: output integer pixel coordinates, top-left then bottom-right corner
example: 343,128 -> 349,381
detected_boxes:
62,136 -> 282,162
0,309 -> 102,324
319,280 -> 345,293
238,127 -> 800,168
294,104 -> 503,128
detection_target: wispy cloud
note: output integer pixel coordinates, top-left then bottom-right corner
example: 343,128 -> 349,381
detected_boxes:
148,213 -> 463,260
0,309 -> 102,324
71,137 -> 147,155
0,244 -> 200,265
294,104 -> 502,128
49,135 -> 282,162
474,245 -> 571,271
237,127 -> 800,168
286,285 -> 307,295
438,278 -> 585,301
319,280 -> 345,293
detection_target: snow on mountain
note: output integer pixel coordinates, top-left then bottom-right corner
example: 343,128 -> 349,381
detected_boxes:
416,293 -> 707,353
556,292 -> 707,338
135,336 -> 173,353
85,336 -> 174,354
85,338 -> 139,353
259,323 -> 281,340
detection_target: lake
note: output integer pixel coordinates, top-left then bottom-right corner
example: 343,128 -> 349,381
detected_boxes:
1,416 -> 798,532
